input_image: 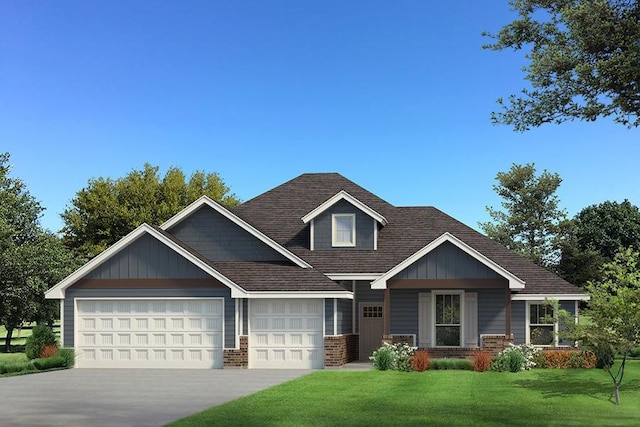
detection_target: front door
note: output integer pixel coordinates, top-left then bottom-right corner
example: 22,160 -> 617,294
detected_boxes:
359,303 -> 384,361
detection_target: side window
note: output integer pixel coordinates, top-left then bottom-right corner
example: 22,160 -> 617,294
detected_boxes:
528,303 -> 556,346
332,214 -> 356,247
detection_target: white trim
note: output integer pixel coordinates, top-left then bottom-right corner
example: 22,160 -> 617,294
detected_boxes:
432,290 -> 465,348
373,220 -> 378,251
161,196 -> 311,269
235,299 -> 240,349
512,294 -> 590,301
45,224 -> 249,299
525,301 -> 558,347
325,273 -> 382,281
575,300 -> 579,326
310,219 -> 315,251
301,190 -> 388,226
371,232 -> 526,290
245,291 -> 353,299
352,280 -> 356,334
333,298 -> 338,336
59,300 -> 64,347
332,213 -> 356,247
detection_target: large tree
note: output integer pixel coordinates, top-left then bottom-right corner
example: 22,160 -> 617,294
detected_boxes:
480,163 -> 567,268
558,200 -> 640,285
61,163 -> 241,259
0,153 -> 78,351
485,0 -> 640,130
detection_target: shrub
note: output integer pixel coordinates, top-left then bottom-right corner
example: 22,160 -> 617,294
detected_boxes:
429,358 -> 473,371
629,347 -> 640,358
473,351 -> 492,372
58,348 -> 75,367
545,350 -> 572,368
371,346 -> 394,370
33,356 -> 66,371
25,325 -> 58,360
507,351 -> 525,372
411,349 -> 430,372
593,343 -> 616,369
40,343 -> 59,359
491,344 -> 539,372
0,361 -> 36,374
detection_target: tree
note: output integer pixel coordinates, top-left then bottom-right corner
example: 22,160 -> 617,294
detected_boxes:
484,0 -> 640,130
479,163 -> 567,268
61,164 -> 241,259
558,200 -> 640,286
577,247 -> 640,405
0,153 -> 78,351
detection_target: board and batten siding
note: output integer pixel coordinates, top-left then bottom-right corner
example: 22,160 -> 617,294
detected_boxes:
87,234 -> 211,280
390,289 -> 419,337
169,206 -> 287,262
392,241 -> 502,280
313,199 -> 375,250
64,288 -> 235,349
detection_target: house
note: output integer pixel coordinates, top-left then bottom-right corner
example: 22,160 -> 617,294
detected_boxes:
45,173 -> 588,369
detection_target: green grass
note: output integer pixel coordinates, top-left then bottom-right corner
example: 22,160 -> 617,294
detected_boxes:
169,362 -> 640,427
0,353 -> 27,364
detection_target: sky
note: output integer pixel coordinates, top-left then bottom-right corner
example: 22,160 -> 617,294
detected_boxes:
2,1 -> 639,234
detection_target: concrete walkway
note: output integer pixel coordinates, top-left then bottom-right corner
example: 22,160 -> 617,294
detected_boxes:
0,369 -> 310,427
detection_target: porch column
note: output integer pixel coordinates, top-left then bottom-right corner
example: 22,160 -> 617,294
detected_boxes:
505,288 -> 511,336
383,287 -> 391,336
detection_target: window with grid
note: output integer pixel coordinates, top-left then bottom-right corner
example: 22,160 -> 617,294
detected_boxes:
435,293 -> 461,346
529,304 -> 555,346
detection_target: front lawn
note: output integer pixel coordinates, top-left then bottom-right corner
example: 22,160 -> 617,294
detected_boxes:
169,361 -> 640,427
0,353 -> 27,364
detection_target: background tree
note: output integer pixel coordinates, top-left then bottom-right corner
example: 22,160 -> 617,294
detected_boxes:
479,163 -> 567,268
575,247 -> 640,405
61,163 -> 241,259
0,153 -> 78,351
558,200 -> 640,286
484,0 -> 640,130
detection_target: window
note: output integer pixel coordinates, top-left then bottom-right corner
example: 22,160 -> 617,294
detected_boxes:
434,293 -> 461,346
528,303 -> 556,346
332,214 -> 356,247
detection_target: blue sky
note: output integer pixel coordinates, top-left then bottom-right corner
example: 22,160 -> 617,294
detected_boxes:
2,1 -> 639,233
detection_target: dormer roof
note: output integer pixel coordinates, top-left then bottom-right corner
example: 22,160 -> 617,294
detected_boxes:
301,190 -> 388,226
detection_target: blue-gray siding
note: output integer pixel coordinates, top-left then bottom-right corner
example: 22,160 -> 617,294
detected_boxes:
511,301 -> 525,344
478,290 -> 506,338
390,289 -> 418,337
169,206 -> 287,262
324,299 -> 333,334
87,234 -> 211,280
64,288 -> 235,348
313,200 -> 375,250
393,241 -> 502,280
338,299 -> 353,335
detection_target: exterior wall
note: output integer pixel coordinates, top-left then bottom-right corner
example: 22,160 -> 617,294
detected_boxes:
324,299 -> 334,334
313,200 -> 375,250
337,299 -> 352,335
511,300 -> 526,344
224,336 -> 248,367
324,335 -> 359,366
392,241 -> 502,280
87,234 -> 211,280
64,287 -> 236,349
169,206 -> 287,262
354,281 -> 384,333
390,289 -> 418,337
478,290 -> 506,340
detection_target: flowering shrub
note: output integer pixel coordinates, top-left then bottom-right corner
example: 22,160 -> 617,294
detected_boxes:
411,349 -> 431,372
491,344 -> 539,372
370,342 -> 417,371
535,350 -> 597,369
472,350 -> 492,372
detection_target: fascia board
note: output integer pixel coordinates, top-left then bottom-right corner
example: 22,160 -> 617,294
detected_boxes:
301,190 -> 388,226
45,224 -> 248,299
511,294 -> 591,301
325,273 -> 382,281
371,232 -> 526,290
246,291 -> 354,299
161,196 -> 312,269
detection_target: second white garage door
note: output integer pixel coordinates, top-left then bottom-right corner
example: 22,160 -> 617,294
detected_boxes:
249,299 -> 324,369
75,298 -> 224,369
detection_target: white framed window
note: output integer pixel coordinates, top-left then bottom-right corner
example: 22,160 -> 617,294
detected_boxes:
433,291 -> 463,347
332,214 -> 356,247
526,302 -> 557,346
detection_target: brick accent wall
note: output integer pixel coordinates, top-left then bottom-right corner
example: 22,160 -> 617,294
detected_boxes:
324,334 -> 358,367
391,335 -> 415,346
480,334 -> 514,355
420,348 -> 478,359
223,336 -> 248,368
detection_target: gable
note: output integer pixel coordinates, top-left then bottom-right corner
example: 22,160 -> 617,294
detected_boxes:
168,206 -> 289,262
84,234 -> 211,280
392,241 -> 502,280
312,199 -> 376,250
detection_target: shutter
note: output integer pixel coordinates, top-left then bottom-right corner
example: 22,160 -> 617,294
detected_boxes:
464,292 -> 478,348
418,292 -> 432,347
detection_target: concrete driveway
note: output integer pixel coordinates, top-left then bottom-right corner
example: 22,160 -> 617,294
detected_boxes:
0,368 -> 311,427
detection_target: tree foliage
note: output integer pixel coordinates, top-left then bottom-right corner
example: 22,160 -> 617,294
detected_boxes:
485,0 -> 640,130
0,153 -> 78,351
61,163 -> 240,259
558,200 -> 640,285
577,247 -> 640,405
480,163 -> 567,268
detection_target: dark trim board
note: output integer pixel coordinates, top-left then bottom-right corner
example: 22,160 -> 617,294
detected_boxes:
71,279 -> 227,289
387,279 -> 508,289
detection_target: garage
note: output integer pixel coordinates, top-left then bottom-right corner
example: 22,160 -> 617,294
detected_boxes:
249,299 -> 324,369
75,298 -> 224,369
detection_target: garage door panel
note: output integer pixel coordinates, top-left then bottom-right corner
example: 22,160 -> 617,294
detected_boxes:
76,298 -> 223,369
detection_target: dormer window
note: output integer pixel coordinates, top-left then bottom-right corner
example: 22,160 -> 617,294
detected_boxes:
332,214 -> 356,247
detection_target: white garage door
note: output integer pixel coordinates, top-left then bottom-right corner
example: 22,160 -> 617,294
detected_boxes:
249,299 -> 324,369
76,298 -> 223,369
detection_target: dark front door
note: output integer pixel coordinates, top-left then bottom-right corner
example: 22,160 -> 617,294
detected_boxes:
359,303 -> 384,361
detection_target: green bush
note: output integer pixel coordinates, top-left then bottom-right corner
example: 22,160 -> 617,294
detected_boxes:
507,351 -> 525,372
429,358 -> 473,371
629,347 -> 640,358
372,346 -> 394,370
0,361 -> 36,374
491,344 -> 539,372
58,348 -> 75,367
25,325 -> 58,360
33,356 -> 66,370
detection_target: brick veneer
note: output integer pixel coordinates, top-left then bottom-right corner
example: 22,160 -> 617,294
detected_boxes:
324,334 -> 358,367
387,334 -> 514,358
223,336 -> 248,368
480,334 -> 514,355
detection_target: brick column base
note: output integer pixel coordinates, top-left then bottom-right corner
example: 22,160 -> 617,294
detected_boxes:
324,334 -> 359,367
480,334 -> 514,355
223,336 -> 248,368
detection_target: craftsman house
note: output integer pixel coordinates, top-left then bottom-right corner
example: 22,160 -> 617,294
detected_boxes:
45,173 -> 588,369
